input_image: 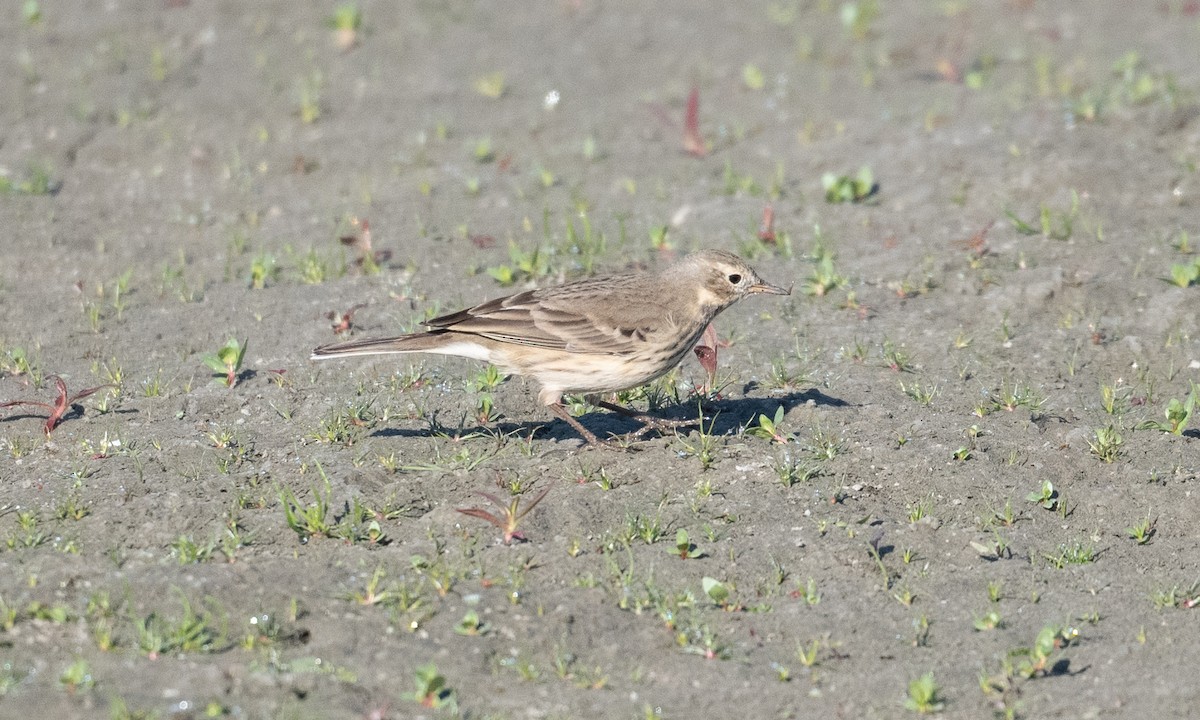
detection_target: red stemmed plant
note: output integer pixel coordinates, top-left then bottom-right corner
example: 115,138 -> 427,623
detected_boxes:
1,375 -> 110,436
456,486 -> 552,545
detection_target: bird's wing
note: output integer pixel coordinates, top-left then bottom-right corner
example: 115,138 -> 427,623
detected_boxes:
425,279 -> 676,355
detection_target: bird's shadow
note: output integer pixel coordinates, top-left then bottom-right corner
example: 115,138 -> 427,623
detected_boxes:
372,388 -> 848,445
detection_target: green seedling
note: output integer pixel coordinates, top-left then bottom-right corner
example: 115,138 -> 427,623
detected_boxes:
973,610 -> 1003,631
881,340 -> 913,372
248,253 -> 277,289
202,338 -> 247,388
649,224 -> 671,252
1167,259 -> 1200,288
747,405 -> 791,443
803,236 -> 847,296
791,577 -> 820,606
742,63 -> 765,90
1088,425 -> 1123,463
1025,480 -> 1058,510
454,609 -> 487,636
670,528 -> 704,559
700,576 -> 729,609
279,471 -> 334,541
22,0 -> 41,24
486,241 -> 551,286
1,375 -> 110,436
1137,382 -> 1196,435
1044,541 -> 1096,568
328,3 -> 361,32
1015,624 -> 1078,678
456,485 -> 551,544
840,0 -> 879,38
796,638 -> 821,667
904,671 -> 943,714
405,663 -> 456,711
59,658 -> 94,693
471,363 -> 504,391
821,166 -> 876,203
1125,516 -> 1156,545
474,72 -> 506,99
0,164 -> 56,195
900,380 -> 939,406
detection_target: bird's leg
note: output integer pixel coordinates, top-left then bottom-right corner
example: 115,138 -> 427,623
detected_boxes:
592,399 -> 701,434
548,403 -> 622,449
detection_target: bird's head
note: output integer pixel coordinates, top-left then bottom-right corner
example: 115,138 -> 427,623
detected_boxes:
683,249 -> 791,309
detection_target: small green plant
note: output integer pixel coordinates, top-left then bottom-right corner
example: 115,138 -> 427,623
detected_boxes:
405,663 -> 456,711
133,594 -> 224,658
746,405 -> 791,443
279,473 -> 334,541
328,3 -> 361,32
670,528 -> 704,559
170,534 -> 217,564
881,339 -> 913,372
456,485 -> 551,544
473,72 -> 506,99
471,363 -> 504,392
248,253 -> 277,289
904,671 -> 943,714
822,166 -> 876,203
486,241 -> 552,286
741,63 -> 765,90
840,0 -> 879,38
202,338 -> 247,388
773,452 -> 820,487
675,413 -> 721,470
973,610 -> 1003,631
702,577 -> 734,610
59,658 -> 95,693
0,375 -> 110,436
1137,382 -> 1197,435
796,638 -> 821,667
1016,625 -> 1078,678
1044,541 -> 1096,568
1025,480 -> 1058,510
22,0 -> 41,24
1087,425 -> 1123,463
1125,516 -> 1156,545
1167,258 -> 1200,288
793,576 -> 821,606
454,609 -> 488,636
0,164 -> 56,195
900,380 -> 939,406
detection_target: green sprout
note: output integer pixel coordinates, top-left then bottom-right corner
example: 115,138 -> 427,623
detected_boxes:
904,671 -> 943,714
1025,480 -> 1058,510
405,663 -> 456,711
746,405 -> 792,444
822,166 -> 876,203
202,338 -> 247,388
1137,382 -> 1196,435
669,528 -> 704,559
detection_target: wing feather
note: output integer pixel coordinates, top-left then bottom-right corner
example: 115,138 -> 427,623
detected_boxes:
421,276 -> 680,355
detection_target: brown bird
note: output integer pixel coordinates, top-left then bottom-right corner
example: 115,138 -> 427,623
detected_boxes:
311,249 -> 789,446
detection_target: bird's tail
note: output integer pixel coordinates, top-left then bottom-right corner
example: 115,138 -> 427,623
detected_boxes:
311,333 -> 451,360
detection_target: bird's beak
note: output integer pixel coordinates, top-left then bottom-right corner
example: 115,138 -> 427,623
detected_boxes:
749,281 -> 791,296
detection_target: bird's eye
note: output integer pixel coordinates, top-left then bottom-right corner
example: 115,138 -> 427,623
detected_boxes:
727,273 -> 742,285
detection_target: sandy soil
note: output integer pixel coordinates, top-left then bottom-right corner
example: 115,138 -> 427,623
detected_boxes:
2,1 -> 1199,718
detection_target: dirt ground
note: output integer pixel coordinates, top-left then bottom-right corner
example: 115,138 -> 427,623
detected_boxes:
2,1 -> 1199,718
